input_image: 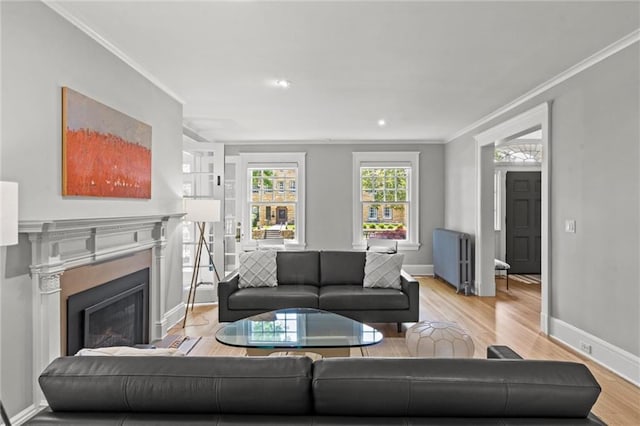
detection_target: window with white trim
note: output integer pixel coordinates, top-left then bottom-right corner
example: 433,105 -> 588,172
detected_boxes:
352,152 -> 420,250
240,153 -> 306,250
368,206 -> 378,221
383,206 -> 392,220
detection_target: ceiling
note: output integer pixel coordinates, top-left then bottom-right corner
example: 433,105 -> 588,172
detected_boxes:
48,1 -> 639,143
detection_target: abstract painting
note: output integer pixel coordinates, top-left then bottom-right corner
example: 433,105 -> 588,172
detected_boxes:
62,87 -> 152,199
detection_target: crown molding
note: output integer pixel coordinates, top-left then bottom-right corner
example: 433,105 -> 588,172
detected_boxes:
43,1 -> 185,105
447,29 -> 640,143
221,139 -> 444,146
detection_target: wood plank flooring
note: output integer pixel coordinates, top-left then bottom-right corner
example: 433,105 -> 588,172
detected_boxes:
168,276 -> 639,425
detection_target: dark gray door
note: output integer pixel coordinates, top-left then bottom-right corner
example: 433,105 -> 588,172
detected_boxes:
506,171 -> 541,274
276,207 -> 287,224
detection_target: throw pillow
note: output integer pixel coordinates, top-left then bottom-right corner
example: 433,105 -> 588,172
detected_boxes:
239,249 -> 278,288
363,252 -> 404,289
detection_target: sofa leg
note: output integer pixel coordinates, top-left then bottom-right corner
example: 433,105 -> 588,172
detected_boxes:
397,323 -> 402,333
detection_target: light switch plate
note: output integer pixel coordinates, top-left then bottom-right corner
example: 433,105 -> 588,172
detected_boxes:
565,219 -> 576,233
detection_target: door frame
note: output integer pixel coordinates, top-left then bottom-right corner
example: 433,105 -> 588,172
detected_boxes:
474,102 -> 551,334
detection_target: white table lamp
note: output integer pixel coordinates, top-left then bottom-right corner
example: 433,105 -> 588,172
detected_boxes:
184,199 -> 221,223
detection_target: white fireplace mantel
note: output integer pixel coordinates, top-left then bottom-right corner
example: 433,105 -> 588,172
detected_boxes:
19,213 -> 183,407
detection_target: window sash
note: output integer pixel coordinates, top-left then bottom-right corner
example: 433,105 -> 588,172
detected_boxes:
240,152 -> 306,250
360,167 -> 410,240
352,152 -> 420,250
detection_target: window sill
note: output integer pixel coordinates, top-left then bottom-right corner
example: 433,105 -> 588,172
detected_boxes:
243,241 -> 306,251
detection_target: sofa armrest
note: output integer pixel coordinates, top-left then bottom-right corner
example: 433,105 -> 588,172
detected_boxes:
217,271 -> 240,322
400,270 -> 419,321
487,345 -> 523,359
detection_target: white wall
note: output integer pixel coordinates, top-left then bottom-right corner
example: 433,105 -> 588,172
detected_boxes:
0,2 -> 184,418
445,45 -> 639,362
226,143 -> 445,268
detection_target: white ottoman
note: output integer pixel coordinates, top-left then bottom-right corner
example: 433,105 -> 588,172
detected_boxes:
405,321 -> 475,358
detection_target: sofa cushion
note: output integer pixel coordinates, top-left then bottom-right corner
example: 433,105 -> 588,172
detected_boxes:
319,285 -> 409,310
312,358 -> 601,418
363,252 -> 404,289
39,356 -> 313,414
239,250 -> 278,288
277,251 -> 320,285
320,251 -> 366,285
229,285 -> 319,310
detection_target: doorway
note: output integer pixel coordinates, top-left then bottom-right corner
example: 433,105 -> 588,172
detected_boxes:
474,102 -> 550,334
276,207 -> 288,224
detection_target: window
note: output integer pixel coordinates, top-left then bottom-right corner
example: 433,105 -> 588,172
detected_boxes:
353,152 -> 420,250
249,311 -> 298,343
240,153 -> 306,250
494,143 -> 542,164
383,206 -> 392,220
368,206 -> 378,221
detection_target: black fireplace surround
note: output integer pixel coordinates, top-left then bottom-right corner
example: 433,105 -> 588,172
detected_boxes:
66,268 -> 149,355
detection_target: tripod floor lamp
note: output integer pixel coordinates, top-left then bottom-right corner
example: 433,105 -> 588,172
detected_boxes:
183,198 -> 221,327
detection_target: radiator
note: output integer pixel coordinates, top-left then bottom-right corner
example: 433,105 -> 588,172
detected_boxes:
432,228 -> 473,295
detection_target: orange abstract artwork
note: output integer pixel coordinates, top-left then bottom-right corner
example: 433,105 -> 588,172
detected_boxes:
62,87 -> 152,199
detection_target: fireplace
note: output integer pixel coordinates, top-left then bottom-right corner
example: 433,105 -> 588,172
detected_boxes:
21,213 -> 182,407
66,268 -> 149,355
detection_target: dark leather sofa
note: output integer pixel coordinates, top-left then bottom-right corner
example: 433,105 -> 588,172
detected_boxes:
218,250 -> 419,329
27,346 -> 603,425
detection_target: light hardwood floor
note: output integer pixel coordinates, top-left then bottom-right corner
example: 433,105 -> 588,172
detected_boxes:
169,277 -> 640,425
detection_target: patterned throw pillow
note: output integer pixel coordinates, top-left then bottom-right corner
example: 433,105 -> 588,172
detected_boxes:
363,252 -> 404,289
238,250 -> 278,288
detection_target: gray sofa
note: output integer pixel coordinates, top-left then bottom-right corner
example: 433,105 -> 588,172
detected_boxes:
218,250 -> 419,330
27,346 -> 603,425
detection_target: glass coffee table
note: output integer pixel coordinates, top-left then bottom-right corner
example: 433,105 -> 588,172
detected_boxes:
216,308 -> 383,357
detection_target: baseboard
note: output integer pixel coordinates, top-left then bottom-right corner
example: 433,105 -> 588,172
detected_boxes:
540,312 -> 549,335
403,264 -> 433,276
160,302 -> 186,336
10,403 -> 40,426
182,285 -> 217,304
549,316 -> 640,386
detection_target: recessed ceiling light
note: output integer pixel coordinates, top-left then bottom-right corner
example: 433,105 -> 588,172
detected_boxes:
275,79 -> 291,89
377,119 -> 387,127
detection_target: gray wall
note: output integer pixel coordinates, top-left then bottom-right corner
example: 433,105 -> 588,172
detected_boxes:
444,45 -> 639,356
226,143 -> 445,266
0,2 -> 184,417
444,137 -> 476,234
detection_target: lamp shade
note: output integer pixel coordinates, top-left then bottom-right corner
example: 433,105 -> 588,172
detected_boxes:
184,199 -> 221,223
0,182 -> 19,246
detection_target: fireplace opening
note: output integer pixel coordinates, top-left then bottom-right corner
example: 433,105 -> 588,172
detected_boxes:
67,268 -> 149,355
